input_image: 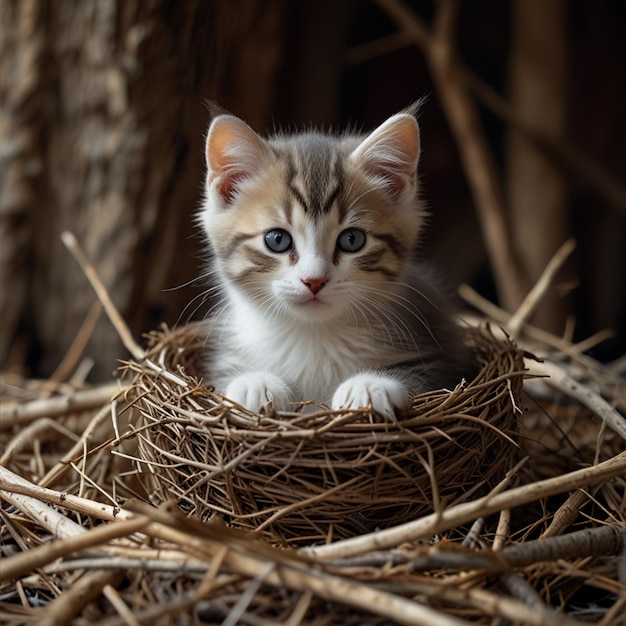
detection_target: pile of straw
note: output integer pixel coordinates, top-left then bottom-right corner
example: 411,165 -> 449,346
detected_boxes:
1,235 -> 625,625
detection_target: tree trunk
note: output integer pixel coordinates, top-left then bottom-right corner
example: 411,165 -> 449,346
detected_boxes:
0,0 -> 284,380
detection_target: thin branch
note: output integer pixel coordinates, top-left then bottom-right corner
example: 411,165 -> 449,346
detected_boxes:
44,556 -> 209,575
39,401 -> 115,487
461,285 -> 626,440
345,31 -> 413,65
508,239 -> 576,337
0,418 -> 61,466
61,231 -> 145,361
541,490 -> 590,539
423,580 -> 585,626
500,571 -> 552,616
50,301 -> 103,383
103,584 -> 142,626
36,569 -> 125,626
459,286 -> 625,405
0,489 -> 87,542
527,359 -> 626,443
0,498 -> 150,582
464,70 -> 626,216
493,509 -> 510,551
0,382 -> 121,429
0,465 -> 124,522
501,524 -> 625,569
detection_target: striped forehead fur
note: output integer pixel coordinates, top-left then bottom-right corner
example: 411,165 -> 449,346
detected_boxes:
271,133 -> 349,218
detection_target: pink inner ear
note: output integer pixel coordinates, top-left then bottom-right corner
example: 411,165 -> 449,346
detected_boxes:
217,170 -> 247,205
206,115 -> 270,205
382,170 -> 412,203
354,114 -> 420,203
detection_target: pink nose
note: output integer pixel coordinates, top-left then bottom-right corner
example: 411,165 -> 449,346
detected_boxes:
302,277 -> 328,295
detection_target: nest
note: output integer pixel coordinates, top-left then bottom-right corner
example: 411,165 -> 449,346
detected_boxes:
123,323 -> 524,545
2,317 -> 625,625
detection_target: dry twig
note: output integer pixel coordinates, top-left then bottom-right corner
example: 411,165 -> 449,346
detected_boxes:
0,383 -> 120,429
36,569 -> 125,626
61,231 -> 144,361
508,239 -> 576,337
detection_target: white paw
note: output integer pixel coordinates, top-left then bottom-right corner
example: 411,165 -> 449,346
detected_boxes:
331,373 -> 409,418
225,372 -> 290,413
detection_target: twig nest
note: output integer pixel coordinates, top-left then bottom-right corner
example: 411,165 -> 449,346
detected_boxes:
122,324 -> 526,546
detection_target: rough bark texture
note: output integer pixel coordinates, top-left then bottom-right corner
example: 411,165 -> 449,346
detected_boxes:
0,0 -> 284,379
0,0 -> 46,370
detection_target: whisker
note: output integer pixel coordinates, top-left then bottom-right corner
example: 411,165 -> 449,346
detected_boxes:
176,285 -> 223,325
352,282 -> 433,333
163,270 -> 216,292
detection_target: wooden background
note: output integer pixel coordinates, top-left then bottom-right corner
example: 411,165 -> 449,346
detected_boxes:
1,0 -> 625,381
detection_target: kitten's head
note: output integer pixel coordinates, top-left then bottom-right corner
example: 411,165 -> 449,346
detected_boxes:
200,108 -> 425,324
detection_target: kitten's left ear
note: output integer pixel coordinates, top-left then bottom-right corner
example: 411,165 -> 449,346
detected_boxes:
351,113 -> 420,202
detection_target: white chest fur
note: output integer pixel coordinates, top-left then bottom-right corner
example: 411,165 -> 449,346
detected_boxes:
211,299 -> 398,404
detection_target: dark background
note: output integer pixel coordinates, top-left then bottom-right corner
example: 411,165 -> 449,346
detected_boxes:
1,0 -> 624,381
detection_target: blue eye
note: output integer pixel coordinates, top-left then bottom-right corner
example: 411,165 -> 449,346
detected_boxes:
264,229 -> 293,253
337,228 -> 366,253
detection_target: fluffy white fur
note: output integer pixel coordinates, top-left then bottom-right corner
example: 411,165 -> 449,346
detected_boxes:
209,284 -> 411,415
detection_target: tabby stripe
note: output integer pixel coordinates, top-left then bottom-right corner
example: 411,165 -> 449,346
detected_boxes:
356,248 -> 386,268
282,197 -> 293,225
374,233 -> 406,258
321,184 -> 339,214
317,154 -> 344,215
289,183 -> 310,213
288,247 -> 299,266
356,249 -> 398,279
286,155 -> 311,213
321,162 -> 344,214
362,266 -> 399,279
232,246 -> 279,280
287,145 -> 345,216
220,232 -> 257,259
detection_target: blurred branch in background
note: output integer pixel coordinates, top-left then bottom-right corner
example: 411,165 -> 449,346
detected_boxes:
464,71 -> 626,218
507,0 -> 569,334
374,0 -> 529,313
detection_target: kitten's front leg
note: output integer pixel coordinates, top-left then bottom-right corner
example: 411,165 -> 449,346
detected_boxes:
225,372 -> 291,413
332,373 -> 409,419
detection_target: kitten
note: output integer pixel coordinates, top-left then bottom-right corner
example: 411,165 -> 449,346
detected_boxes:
198,106 -> 474,417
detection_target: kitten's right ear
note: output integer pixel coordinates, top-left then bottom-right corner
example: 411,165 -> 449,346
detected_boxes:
206,115 -> 273,205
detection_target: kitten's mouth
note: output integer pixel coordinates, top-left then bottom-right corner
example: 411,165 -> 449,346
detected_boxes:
285,290 -> 336,318
302,295 -> 326,306
292,294 -> 328,309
